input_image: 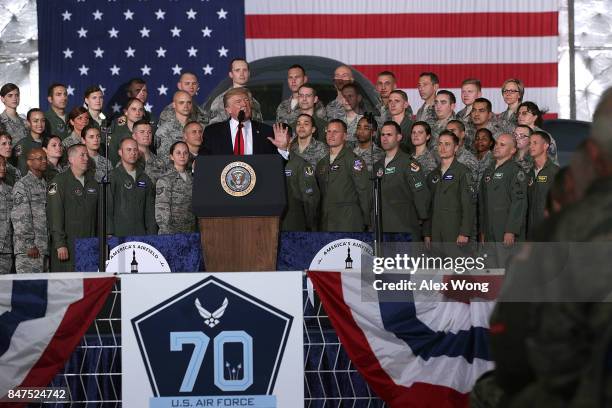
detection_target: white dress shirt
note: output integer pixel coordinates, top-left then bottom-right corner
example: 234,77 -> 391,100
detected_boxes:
229,117 -> 289,158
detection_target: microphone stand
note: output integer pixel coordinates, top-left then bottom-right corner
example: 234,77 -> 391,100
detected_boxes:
366,113 -> 384,257
98,114 -> 110,271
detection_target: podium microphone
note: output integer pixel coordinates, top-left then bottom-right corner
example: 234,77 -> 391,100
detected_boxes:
237,110 -> 245,123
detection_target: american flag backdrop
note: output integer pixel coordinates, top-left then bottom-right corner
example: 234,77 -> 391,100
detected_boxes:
245,0 -> 559,116
38,0 -> 559,117
37,0 -> 246,114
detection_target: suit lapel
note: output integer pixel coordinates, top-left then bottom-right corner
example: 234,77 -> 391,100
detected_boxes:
223,120 -> 233,154
251,121 -> 262,154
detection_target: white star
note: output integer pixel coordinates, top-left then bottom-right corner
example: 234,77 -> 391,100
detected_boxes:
92,10 -> 103,20
144,103 -> 153,112
111,103 -> 121,113
140,65 -> 151,76
139,26 -> 150,38
124,47 -> 135,58
157,84 -> 168,95
99,84 -> 106,93
202,64 -> 213,75
171,64 -> 183,75
93,47 -> 104,58
110,65 -> 120,76
66,85 -> 75,96
155,47 -> 167,58
186,8 -> 197,19
217,46 -> 229,57
201,26 -> 212,37
62,10 -> 71,21
78,65 -> 89,76
155,9 -> 165,20
170,26 -> 182,37
77,27 -> 88,38
123,9 -> 134,20
63,48 -> 73,59
108,27 -> 119,38
217,8 -> 228,19
187,46 -> 198,57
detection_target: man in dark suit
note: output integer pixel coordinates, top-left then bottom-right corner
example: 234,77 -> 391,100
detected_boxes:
199,87 -> 289,157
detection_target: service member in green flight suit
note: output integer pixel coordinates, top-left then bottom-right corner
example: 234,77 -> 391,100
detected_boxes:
316,119 -> 371,232
44,83 -> 70,141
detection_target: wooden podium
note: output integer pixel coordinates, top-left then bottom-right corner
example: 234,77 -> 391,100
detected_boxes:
192,155 -> 287,272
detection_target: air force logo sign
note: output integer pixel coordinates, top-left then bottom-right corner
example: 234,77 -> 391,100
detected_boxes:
122,273 -> 303,407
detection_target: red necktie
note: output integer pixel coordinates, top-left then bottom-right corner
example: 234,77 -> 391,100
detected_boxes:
234,123 -> 244,155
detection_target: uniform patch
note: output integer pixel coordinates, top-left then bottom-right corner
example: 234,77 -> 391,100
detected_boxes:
137,180 -> 146,188
117,116 -> 127,126
48,183 -> 58,195
385,167 -> 396,175
517,171 -> 526,182
537,175 -> 548,183
376,168 -> 384,178
353,160 -> 364,172
124,181 -> 133,189
157,187 -> 164,195
493,172 -> 503,180
74,188 -> 83,196
304,166 -> 314,177
528,177 -> 534,186
485,176 -> 491,183
285,169 -> 293,177
86,187 -> 96,194
443,174 -> 454,181
57,123 -> 65,132
13,192 -> 24,205
414,181 -> 423,189
14,145 -> 22,157
410,162 -> 420,172
330,164 -> 340,172
305,187 -> 313,195
431,175 -> 440,183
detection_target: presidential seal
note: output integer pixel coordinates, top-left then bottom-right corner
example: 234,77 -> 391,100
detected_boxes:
220,161 -> 256,197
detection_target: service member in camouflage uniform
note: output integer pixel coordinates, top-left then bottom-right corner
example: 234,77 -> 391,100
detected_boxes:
496,78 -> 524,132
410,121 -> 439,176
11,148 -> 48,273
158,72 -> 209,128
155,141 -> 196,234
62,107 -> 91,149
82,125 -> 112,182
512,125 -> 534,173
446,120 -> 479,182
42,136 -> 68,182
182,120 -> 203,171
326,65 -> 355,120
479,134 -> 528,245
276,64 -> 326,125
375,71 -> 412,126
431,90 -> 457,145
353,116 -> 384,173
387,90 -> 414,153
526,131 -> 560,236
282,152 -> 320,231
339,84 -> 364,146
465,98 -> 504,147
0,156 -> 12,273
0,132 -> 21,186
316,119 -> 371,232
14,108 -> 46,175
374,121 -> 430,238
133,120 -> 168,185
289,85 -> 328,142
108,138 -> 157,237
424,131 -> 474,244
44,83 -> 70,141
155,91 -> 194,158
474,128 -> 496,185
0,83 -> 28,145
456,79 -> 482,122
107,98 -> 145,166
415,72 -> 439,126
289,113 -> 328,168
47,144 -> 98,272
125,78 -> 158,130
84,85 -> 105,129
207,59 -> 263,124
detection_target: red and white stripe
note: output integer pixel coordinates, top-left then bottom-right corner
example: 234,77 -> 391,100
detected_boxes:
245,0 -> 559,115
